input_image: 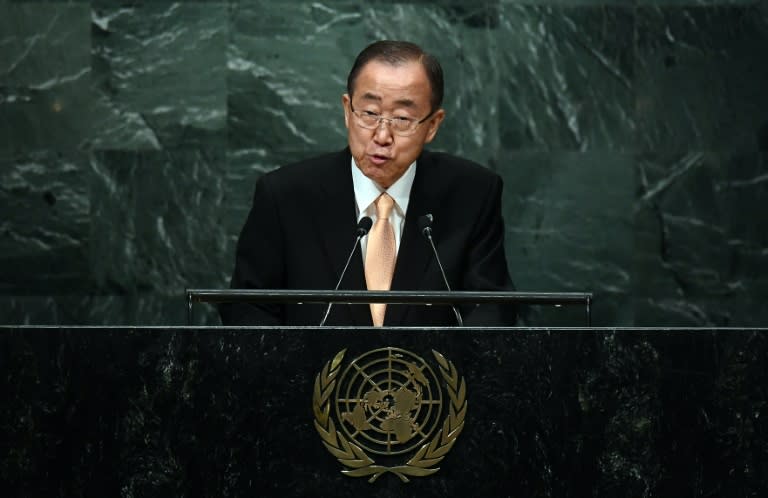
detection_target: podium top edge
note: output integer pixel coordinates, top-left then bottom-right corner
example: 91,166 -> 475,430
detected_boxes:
185,289 -> 593,305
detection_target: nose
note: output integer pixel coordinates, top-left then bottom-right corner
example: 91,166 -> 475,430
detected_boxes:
372,119 -> 394,145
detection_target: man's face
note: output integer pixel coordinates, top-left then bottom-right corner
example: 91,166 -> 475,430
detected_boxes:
342,60 -> 445,189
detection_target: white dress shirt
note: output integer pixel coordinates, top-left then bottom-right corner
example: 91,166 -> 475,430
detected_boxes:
351,158 -> 416,262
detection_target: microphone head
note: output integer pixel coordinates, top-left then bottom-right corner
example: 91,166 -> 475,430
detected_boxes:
418,213 -> 434,237
356,216 -> 373,236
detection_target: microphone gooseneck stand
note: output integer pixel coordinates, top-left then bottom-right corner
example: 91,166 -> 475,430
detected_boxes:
418,214 -> 464,327
318,217 -> 373,327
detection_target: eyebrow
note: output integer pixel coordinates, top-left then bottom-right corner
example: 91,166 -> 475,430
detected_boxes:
360,92 -> 417,108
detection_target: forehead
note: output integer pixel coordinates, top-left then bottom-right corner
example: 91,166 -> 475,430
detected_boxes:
352,60 -> 432,108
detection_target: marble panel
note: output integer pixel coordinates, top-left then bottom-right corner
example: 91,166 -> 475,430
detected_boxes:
0,3 -> 93,155
227,1 -> 359,166
497,4 -> 636,151
0,3 -> 90,87
634,4 -> 768,153
0,152 -> 91,298
633,151 -> 768,326
502,151 -> 634,325
89,149 -> 230,297
89,2 -> 228,150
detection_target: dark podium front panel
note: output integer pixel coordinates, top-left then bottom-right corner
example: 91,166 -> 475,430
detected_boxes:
2,326 -> 767,497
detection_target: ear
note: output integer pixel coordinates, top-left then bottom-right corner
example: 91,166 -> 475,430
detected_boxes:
424,108 -> 446,143
342,94 -> 351,129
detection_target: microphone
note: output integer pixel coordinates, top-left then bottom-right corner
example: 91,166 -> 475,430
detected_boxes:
319,216 -> 373,326
417,214 -> 464,326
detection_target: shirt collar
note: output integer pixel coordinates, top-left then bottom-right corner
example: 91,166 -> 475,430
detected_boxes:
351,158 -> 416,217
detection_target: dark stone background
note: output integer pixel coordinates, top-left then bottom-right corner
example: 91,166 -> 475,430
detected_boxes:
1,0 -> 767,326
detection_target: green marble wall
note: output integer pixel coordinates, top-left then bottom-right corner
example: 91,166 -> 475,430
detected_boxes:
1,1 -> 767,326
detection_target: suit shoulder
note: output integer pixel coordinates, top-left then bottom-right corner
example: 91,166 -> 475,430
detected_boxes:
259,149 -> 348,187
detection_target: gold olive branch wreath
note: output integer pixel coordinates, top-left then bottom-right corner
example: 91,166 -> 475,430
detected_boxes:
312,349 -> 467,483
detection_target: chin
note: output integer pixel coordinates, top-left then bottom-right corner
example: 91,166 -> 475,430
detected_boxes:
363,170 -> 390,188
361,163 -> 385,178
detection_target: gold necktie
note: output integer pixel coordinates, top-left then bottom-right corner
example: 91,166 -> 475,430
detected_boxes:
365,193 -> 396,326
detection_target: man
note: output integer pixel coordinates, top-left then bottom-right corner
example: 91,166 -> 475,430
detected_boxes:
220,40 -> 516,327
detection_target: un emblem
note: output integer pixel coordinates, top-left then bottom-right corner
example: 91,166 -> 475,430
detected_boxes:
313,347 -> 467,483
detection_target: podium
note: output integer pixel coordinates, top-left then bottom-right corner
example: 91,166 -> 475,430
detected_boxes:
2,291 -> 767,496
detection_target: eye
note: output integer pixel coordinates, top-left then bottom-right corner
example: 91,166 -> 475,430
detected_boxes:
361,110 -> 380,117
394,116 -> 413,124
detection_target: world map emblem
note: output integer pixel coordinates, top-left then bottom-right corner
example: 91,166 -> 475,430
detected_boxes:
312,347 -> 467,483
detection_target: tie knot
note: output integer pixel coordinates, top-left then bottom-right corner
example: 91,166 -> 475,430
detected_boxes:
375,193 -> 394,219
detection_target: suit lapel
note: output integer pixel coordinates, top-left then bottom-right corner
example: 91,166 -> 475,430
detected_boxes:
315,149 -> 371,326
386,152 -> 436,326
315,149 -> 441,327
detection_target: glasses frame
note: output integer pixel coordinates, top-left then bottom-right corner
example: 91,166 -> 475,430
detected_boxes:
349,102 -> 435,137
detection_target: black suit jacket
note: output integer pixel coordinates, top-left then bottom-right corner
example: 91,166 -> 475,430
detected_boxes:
220,148 -> 516,326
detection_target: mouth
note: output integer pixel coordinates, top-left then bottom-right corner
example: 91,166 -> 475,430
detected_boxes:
368,153 -> 390,165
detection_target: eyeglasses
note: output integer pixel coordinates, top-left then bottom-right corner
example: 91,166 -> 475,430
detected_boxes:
349,103 -> 434,137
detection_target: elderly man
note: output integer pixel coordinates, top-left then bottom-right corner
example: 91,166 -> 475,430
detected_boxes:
220,40 -> 515,326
